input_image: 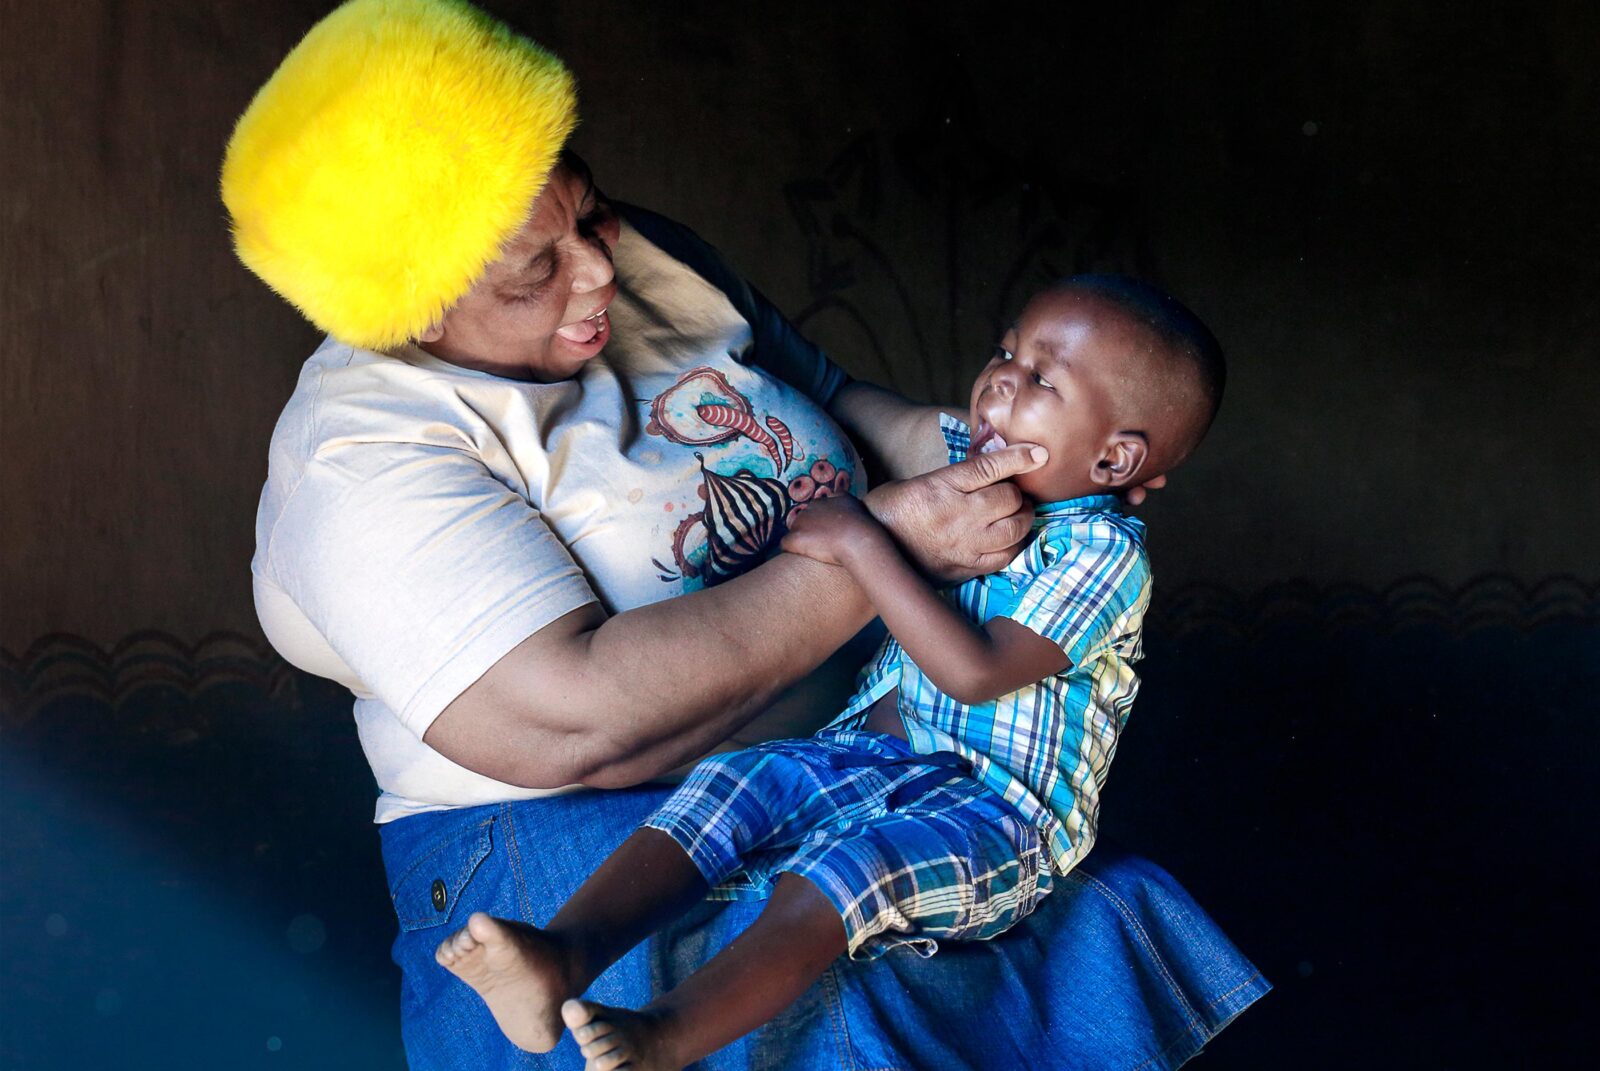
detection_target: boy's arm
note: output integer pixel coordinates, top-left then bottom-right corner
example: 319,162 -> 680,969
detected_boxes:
783,496 -> 1067,705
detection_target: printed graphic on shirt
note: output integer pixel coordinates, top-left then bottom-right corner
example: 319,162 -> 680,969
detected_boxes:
646,366 -> 852,586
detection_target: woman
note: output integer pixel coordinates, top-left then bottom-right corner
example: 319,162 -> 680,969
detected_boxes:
225,1 -> 1267,1067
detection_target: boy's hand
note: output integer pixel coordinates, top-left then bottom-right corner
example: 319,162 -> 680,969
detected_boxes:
781,495 -> 880,567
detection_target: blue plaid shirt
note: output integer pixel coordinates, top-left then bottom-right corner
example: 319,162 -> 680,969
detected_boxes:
830,414 -> 1151,873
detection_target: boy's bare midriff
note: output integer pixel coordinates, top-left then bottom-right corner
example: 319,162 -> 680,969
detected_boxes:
862,688 -> 910,742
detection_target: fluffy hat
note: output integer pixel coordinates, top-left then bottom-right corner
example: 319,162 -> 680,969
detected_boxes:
221,0 -> 578,349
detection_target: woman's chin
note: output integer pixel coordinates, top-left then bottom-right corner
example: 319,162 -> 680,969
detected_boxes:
515,328 -> 610,382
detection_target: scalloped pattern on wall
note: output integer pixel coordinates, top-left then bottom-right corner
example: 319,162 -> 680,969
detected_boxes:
3,574 -> 1593,732
0,630 -> 297,730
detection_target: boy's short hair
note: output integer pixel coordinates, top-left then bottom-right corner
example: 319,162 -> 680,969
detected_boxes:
1054,274 -> 1227,459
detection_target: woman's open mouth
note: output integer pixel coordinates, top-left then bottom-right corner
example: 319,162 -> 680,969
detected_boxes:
556,305 -> 609,345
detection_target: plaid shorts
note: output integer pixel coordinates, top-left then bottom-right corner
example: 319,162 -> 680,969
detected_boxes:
644,730 -> 1053,960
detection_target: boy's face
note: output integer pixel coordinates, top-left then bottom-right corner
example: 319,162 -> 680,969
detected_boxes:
967,289 -> 1149,503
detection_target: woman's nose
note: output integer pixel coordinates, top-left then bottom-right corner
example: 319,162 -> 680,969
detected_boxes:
570,234 -> 615,294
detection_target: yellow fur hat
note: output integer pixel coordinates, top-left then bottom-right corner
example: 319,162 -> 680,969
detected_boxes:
221,0 -> 577,349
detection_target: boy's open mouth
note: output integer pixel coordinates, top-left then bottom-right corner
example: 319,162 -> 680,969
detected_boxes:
971,420 -> 1009,455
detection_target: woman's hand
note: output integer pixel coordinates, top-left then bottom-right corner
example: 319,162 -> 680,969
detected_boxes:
1123,473 -> 1167,507
863,444 -> 1048,583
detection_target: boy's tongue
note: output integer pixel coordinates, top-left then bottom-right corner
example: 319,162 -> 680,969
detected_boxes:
976,425 -> 1008,455
556,315 -> 601,343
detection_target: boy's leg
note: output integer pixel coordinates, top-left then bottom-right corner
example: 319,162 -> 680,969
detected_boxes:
436,826 -> 710,1053
556,756 -> 1043,1071
436,739 -> 862,1053
563,872 -> 847,1071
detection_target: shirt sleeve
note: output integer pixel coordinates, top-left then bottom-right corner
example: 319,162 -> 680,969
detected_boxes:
259,439 -> 599,737
617,202 -> 852,407
1005,528 -> 1151,666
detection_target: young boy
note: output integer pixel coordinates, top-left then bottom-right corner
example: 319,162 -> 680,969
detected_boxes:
435,275 -> 1225,1071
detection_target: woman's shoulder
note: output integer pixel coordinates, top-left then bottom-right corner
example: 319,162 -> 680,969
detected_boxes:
614,203 -> 760,327
270,336 -> 516,465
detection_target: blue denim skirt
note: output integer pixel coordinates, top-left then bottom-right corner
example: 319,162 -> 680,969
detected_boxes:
380,785 -> 1268,1070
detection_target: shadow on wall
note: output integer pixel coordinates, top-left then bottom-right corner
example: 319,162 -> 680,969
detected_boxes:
778,115 -> 1155,404
2,575 -> 1595,1068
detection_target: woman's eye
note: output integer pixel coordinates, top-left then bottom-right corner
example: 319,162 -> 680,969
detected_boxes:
579,202 -> 613,234
511,275 -> 554,304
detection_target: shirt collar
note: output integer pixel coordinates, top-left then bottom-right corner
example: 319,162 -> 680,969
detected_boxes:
937,412 -> 1123,520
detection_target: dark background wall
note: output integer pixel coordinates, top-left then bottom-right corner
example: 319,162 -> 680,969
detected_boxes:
2,1 -> 1596,1068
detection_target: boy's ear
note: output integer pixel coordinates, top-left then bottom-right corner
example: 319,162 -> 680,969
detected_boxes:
1090,433 -> 1149,489
417,318 -> 446,343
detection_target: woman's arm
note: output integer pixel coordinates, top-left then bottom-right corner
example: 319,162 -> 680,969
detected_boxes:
422,444 -> 1048,790
782,496 -> 1067,705
827,380 -> 960,482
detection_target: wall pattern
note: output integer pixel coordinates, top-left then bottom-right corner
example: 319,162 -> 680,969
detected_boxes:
5,573 -> 1592,724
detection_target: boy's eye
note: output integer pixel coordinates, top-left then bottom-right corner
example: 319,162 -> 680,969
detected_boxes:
993,346 -> 1013,362
1033,372 -> 1054,390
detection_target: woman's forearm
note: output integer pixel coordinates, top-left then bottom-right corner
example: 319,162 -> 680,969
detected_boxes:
425,548 -> 873,790
564,550 -> 874,786
827,381 -> 956,481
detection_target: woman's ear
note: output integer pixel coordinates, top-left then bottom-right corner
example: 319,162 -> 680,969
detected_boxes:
1090,433 -> 1149,489
417,318 -> 446,344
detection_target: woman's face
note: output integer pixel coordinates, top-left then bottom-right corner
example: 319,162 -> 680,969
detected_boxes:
418,158 -> 622,382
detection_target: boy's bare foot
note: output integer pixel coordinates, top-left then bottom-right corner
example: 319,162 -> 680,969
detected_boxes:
562,998 -> 681,1071
434,912 -> 574,1053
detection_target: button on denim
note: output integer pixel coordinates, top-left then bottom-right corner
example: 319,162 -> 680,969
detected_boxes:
381,786 -> 1268,1070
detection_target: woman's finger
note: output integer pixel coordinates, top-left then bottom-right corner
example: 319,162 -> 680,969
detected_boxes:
1125,472 -> 1169,506
940,443 -> 1048,492
966,480 -> 1025,521
980,509 -> 1034,555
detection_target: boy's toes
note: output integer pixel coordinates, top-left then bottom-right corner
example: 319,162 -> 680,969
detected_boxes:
561,998 -> 596,1031
464,911 -> 499,943
591,1049 -> 630,1071
433,925 -> 474,966
562,1000 -> 624,1067
579,1031 -> 621,1062
572,1018 -> 615,1049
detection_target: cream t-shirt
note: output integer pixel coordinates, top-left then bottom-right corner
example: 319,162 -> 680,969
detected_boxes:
253,219 -> 864,822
